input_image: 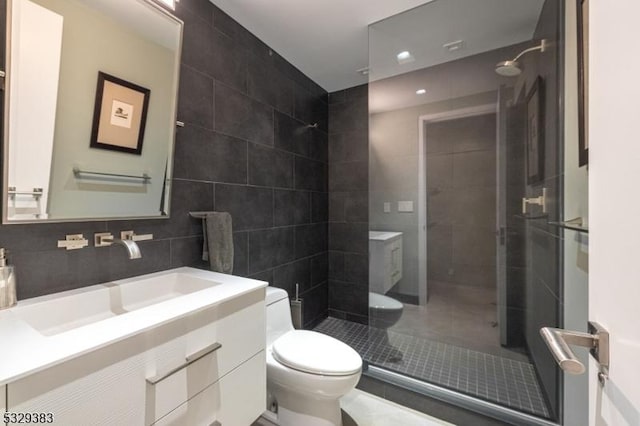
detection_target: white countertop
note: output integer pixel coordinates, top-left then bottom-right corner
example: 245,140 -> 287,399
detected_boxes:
369,231 -> 403,241
0,267 -> 267,385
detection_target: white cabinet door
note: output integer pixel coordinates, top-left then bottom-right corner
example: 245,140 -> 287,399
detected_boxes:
589,1 -> 640,424
8,340 -> 148,426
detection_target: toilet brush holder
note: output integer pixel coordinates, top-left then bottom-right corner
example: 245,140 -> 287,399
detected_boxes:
291,283 -> 303,329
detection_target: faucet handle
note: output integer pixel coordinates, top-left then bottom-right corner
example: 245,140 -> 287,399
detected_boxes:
94,232 -> 114,247
120,230 -> 153,242
58,234 -> 89,251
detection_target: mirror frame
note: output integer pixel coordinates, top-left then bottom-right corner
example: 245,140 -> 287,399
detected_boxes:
2,0 -> 183,224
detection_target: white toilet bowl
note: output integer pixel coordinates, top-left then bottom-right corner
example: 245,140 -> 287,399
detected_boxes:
264,287 -> 362,426
369,292 -> 404,329
368,292 -> 404,362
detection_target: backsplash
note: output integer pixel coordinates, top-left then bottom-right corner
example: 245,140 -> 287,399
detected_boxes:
328,85 -> 369,324
0,0 -> 329,328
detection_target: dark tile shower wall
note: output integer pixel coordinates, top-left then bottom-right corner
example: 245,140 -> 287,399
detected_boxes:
506,0 -> 564,419
0,0 -> 329,328
426,114 -> 497,290
504,100 -> 528,349
327,85 -> 369,324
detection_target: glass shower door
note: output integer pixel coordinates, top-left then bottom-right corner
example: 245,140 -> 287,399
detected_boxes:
364,0 -> 564,423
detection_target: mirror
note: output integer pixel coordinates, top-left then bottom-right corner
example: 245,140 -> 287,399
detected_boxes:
3,0 -> 182,223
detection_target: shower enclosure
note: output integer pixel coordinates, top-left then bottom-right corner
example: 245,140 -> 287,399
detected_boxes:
318,0 -> 567,424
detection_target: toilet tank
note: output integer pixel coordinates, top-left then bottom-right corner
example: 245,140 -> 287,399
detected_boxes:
266,287 -> 294,346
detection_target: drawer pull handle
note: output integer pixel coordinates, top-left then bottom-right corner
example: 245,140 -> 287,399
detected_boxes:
186,342 -> 222,363
146,342 -> 222,385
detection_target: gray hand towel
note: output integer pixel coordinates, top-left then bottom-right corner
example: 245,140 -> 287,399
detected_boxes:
202,212 -> 234,274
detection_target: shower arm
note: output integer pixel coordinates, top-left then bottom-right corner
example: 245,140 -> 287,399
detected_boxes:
512,39 -> 547,62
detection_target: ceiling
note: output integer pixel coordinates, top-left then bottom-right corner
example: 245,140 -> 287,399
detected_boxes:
210,0 -> 433,91
369,0 -> 545,83
369,41 -> 530,114
210,0 -> 545,92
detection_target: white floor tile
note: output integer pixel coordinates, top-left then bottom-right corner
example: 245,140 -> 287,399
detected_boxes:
341,389 -> 453,426
253,389 -> 453,426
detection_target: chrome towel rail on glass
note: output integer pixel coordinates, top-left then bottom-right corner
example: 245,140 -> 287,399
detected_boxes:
548,217 -> 589,233
540,322 -> 609,380
73,167 -> 151,182
8,187 -> 43,198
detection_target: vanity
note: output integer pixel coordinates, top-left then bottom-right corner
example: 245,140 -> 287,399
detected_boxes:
0,268 -> 267,425
369,231 -> 403,295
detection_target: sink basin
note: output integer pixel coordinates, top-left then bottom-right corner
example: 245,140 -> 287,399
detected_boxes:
117,272 -> 218,311
12,272 -> 220,336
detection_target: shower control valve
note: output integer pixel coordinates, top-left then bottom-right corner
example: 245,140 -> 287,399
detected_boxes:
522,188 -> 547,214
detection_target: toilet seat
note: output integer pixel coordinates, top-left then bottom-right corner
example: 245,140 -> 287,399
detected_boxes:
369,292 -> 403,311
272,330 -> 362,376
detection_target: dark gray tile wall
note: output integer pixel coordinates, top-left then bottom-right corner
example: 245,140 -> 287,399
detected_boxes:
0,0 -> 329,328
506,0 -> 563,420
328,85 -> 369,324
505,99 -> 527,349
426,113 -> 497,289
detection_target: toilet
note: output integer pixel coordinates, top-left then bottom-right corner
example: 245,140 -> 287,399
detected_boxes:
368,292 -> 405,362
263,287 -> 362,426
369,292 -> 404,329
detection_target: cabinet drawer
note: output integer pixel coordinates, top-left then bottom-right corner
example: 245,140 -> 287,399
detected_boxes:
147,292 -> 265,422
154,350 -> 266,426
7,288 -> 266,426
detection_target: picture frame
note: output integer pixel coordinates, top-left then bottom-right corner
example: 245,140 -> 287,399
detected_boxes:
577,0 -> 589,166
526,76 -> 545,185
90,72 -> 150,155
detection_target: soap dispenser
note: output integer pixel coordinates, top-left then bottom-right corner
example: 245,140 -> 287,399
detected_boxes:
0,248 -> 16,309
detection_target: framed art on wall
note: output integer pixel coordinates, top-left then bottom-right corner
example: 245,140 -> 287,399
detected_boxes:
526,76 -> 545,184
577,0 -> 589,166
90,72 -> 150,155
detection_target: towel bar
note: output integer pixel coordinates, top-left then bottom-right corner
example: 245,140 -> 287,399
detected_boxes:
73,167 -> 150,182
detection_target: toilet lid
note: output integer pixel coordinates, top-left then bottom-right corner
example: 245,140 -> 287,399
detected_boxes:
272,330 -> 362,376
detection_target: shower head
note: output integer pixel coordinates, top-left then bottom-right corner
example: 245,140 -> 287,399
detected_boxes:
495,60 -> 522,77
495,39 -> 547,77
294,122 -> 319,136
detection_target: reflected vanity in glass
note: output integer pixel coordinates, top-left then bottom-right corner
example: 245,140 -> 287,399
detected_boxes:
3,0 -> 183,223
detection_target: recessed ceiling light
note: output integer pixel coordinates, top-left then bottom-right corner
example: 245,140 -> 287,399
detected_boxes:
155,0 -> 177,9
443,40 -> 464,52
396,51 -> 415,65
416,89 -> 426,95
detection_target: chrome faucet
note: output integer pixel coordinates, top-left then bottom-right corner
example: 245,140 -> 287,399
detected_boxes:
94,233 -> 142,259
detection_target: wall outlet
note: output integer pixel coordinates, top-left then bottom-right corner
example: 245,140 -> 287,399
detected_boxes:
383,202 -> 391,213
398,201 -> 414,213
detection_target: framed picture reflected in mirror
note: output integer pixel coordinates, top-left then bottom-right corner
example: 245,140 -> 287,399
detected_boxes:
90,72 -> 150,155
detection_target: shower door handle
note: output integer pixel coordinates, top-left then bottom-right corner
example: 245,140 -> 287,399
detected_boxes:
540,322 -> 609,380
